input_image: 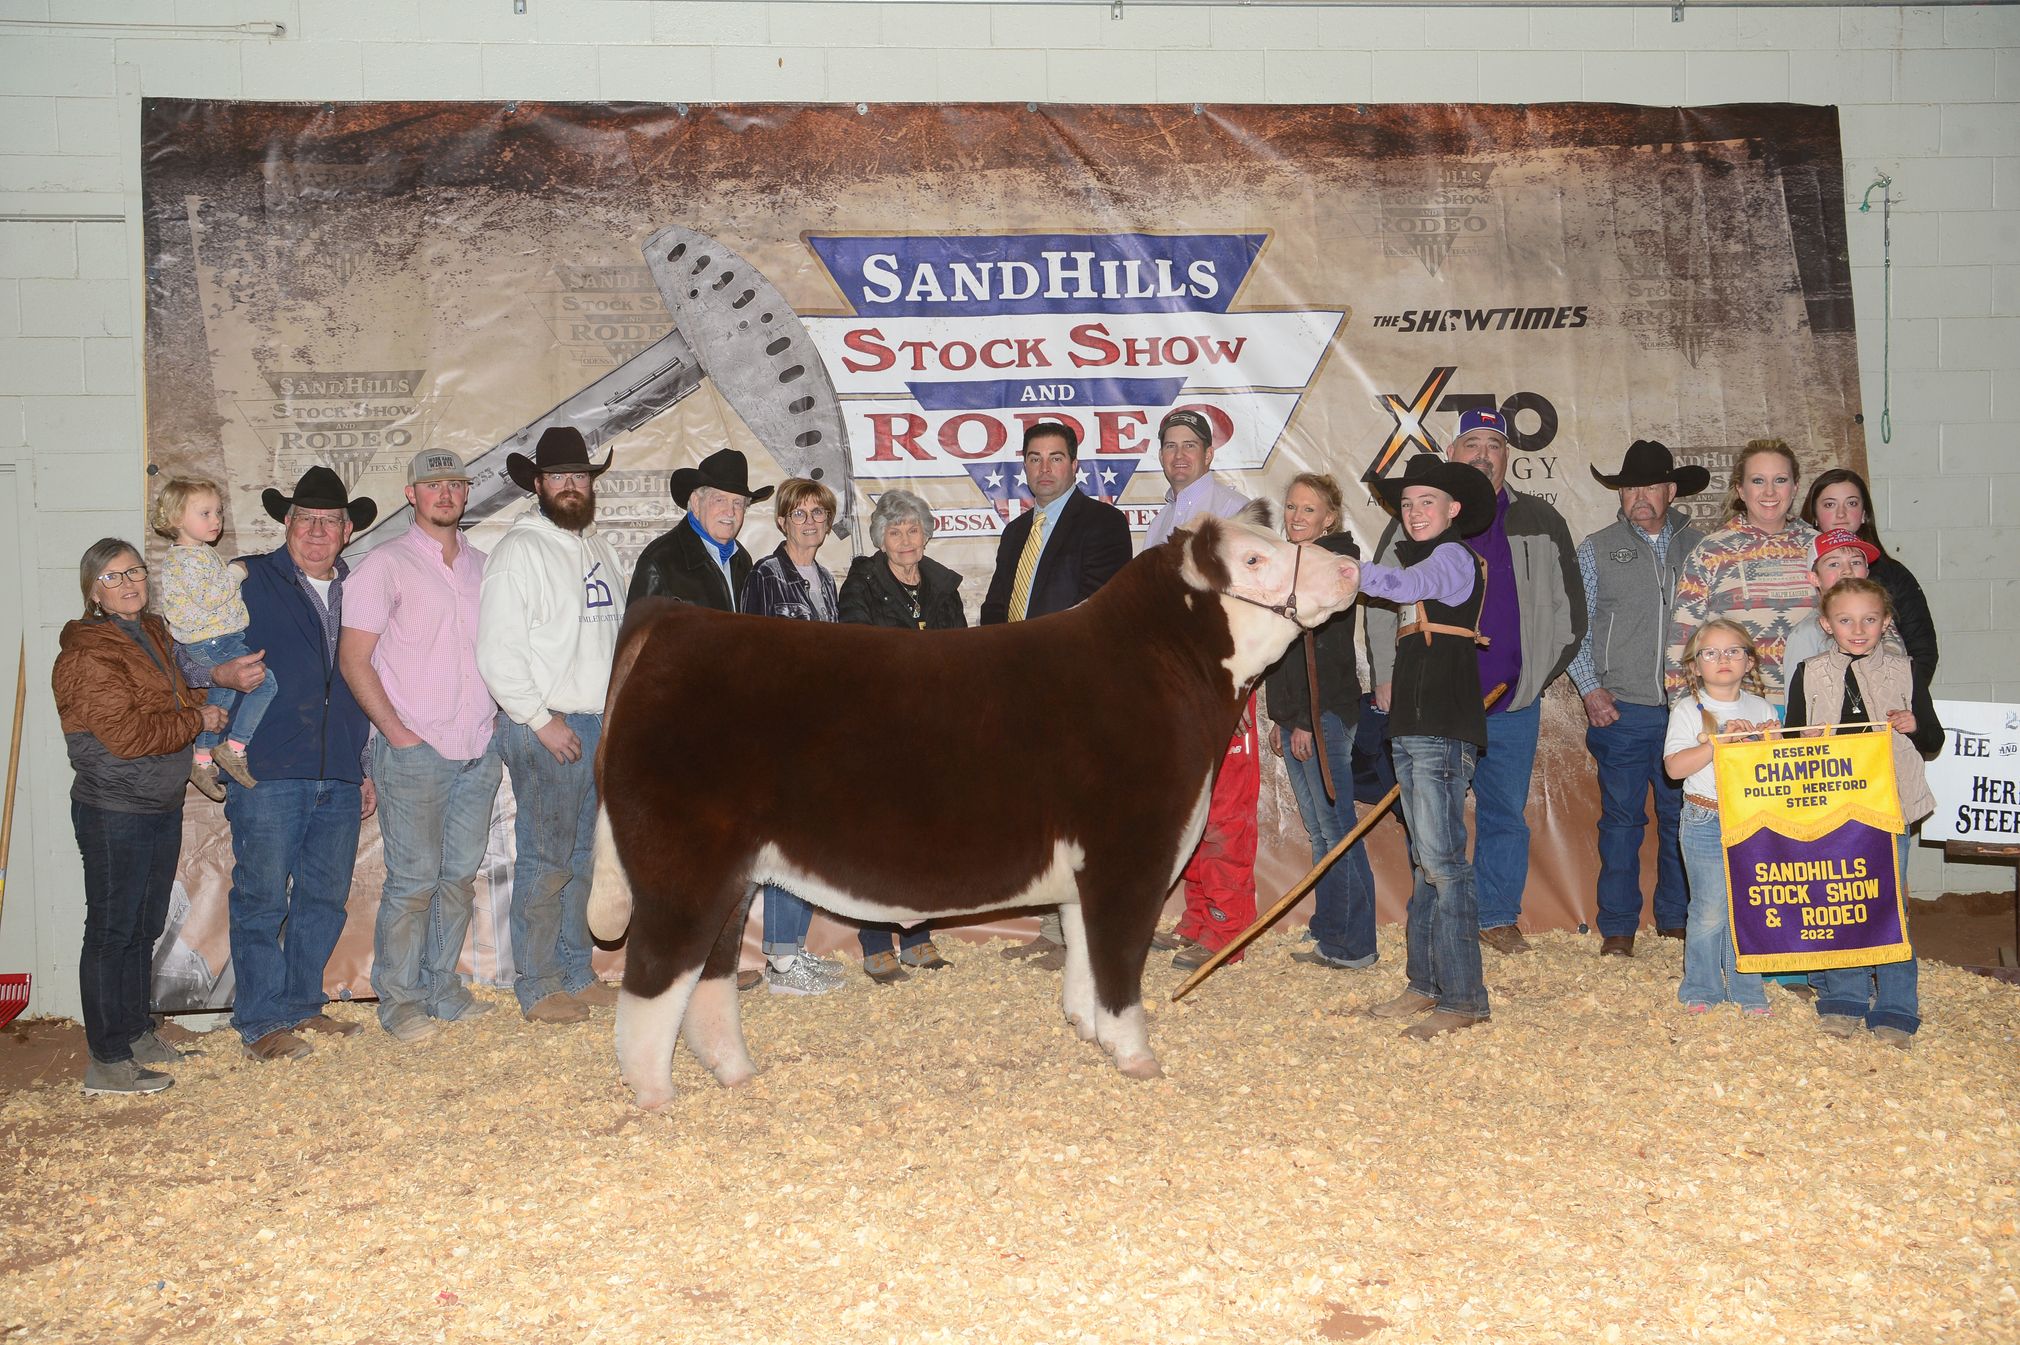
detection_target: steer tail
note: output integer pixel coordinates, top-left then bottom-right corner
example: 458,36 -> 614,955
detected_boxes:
587,802 -> 632,941
586,609 -> 658,942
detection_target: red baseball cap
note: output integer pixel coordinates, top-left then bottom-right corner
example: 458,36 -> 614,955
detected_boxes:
1813,528 -> 1880,565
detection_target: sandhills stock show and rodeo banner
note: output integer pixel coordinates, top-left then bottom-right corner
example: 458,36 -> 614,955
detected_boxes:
137,99 -> 1864,1004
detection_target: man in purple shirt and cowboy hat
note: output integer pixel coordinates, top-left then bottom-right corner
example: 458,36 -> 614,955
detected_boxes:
1365,409 -> 1584,955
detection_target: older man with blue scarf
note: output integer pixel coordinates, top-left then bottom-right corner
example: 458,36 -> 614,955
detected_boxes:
629,449 -> 775,609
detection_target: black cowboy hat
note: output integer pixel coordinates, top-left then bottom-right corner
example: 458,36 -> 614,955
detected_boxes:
669,448 -> 775,509
1370,453 -> 1497,538
262,464 -> 378,530
506,425 -> 614,493
1590,439 -> 1710,498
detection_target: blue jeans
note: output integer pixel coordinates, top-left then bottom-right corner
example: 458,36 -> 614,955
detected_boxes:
1472,699 -> 1540,930
1677,803 -> 1768,1009
183,629 -> 279,750
1815,831 -> 1919,1034
858,923 -> 935,957
369,735 -> 503,1028
224,777 -> 363,1043
496,712 -> 601,1013
1587,699 -> 1688,936
1284,710 -> 1377,965
1394,735 -> 1489,1018
762,884 -> 816,959
72,801 -> 181,1063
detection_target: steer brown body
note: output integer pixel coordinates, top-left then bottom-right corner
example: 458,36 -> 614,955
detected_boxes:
590,508 -> 1360,1108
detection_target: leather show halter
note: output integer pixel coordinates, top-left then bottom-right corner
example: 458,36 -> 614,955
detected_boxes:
1222,542 -> 1342,804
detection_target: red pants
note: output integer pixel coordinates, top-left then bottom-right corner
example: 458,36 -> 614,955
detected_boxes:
1175,699 -> 1260,957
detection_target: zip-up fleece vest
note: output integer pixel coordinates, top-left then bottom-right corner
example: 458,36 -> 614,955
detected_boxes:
1589,510 -> 1703,707
1797,649 -> 1935,823
1389,534 -> 1489,749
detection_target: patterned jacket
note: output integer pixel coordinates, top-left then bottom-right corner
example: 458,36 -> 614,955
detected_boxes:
1663,517 -> 1820,703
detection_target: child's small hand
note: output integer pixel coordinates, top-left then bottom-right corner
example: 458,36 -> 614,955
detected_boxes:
1887,709 -> 1916,734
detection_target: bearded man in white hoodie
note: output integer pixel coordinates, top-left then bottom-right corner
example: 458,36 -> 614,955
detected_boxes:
476,426 -> 626,1025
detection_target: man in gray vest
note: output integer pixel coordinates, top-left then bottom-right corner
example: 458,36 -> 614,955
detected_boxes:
1571,440 -> 1707,956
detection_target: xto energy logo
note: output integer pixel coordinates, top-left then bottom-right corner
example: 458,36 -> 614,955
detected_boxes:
803,234 -> 1344,531
1365,367 -> 1568,501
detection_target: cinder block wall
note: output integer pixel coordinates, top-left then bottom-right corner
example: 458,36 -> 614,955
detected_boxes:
2,1 -> 2015,1013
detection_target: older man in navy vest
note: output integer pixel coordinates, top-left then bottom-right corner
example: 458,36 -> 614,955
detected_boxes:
1571,440 -> 1707,956
203,466 -> 378,1061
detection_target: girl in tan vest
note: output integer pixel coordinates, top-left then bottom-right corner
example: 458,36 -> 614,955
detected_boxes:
1782,577 -> 1943,1049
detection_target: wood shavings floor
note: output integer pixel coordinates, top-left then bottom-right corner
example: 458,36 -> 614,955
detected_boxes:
3,929 -> 2016,1344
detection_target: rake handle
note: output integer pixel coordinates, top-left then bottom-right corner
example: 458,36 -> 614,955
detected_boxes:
1171,682 -> 1508,1002
0,637 -> 23,902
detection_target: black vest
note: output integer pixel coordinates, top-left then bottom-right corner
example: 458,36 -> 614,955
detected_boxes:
1388,532 -> 1489,749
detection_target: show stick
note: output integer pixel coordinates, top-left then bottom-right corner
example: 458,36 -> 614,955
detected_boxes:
1171,682 -> 1508,1002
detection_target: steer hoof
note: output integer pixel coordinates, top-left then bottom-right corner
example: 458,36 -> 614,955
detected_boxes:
1116,1054 -> 1163,1080
1065,1011 -> 1097,1042
712,1061 -> 758,1088
630,1086 -> 679,1111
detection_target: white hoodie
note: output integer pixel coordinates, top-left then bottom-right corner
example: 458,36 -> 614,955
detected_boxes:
477,510 -> 626,730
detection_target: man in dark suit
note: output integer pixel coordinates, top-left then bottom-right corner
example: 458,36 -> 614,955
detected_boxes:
988,420 -> 1131,967
628,448 -> 774,609
980,421 -> 1131,625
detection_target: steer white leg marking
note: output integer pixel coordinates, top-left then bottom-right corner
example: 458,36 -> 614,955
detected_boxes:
1058,903 -> 1096,1041
585,803 -> 632,941
681,974 -> 757,1088
615,970 -> 700,1110
1098,1002 -> 1162,1079
1167,777 -> 1214,891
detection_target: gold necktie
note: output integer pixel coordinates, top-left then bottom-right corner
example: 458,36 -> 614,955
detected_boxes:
1006,507 -> 1048,622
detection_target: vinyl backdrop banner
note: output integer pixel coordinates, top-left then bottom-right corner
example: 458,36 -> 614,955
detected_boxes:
136,100 -> 1863,1006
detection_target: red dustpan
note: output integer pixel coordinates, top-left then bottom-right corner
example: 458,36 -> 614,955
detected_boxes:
0,637 -> 28,1028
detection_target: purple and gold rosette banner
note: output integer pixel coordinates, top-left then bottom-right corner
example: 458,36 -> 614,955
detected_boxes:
1714,732 -> 1910,974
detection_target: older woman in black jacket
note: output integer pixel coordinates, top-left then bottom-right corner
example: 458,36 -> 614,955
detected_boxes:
836,488 -> 966,981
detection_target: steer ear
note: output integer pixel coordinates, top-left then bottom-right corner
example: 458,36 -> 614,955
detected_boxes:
1237,497 -> 1273,531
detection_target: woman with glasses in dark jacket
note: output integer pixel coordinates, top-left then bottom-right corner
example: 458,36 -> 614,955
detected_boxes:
52,538 -> 226,1095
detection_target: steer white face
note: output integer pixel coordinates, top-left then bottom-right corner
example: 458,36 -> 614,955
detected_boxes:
1181,511 -> 1363,690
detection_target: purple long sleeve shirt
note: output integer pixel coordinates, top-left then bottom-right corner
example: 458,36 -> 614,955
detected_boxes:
1467,490 -> 1523,714
1357,540 -> 1478,608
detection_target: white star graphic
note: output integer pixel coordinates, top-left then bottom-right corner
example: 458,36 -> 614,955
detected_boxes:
985,471 -> 1004,488
1099,467 -> 1118,485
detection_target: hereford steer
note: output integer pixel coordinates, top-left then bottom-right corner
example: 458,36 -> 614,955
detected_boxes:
589,504 -> 1361,1108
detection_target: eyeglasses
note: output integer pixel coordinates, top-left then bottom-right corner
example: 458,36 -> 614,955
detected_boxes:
542,472 -> 592,488
788,508 -> 830,523
97,566 -> 148,586
1695,648 -> 1749,663
291,513 -> 347,533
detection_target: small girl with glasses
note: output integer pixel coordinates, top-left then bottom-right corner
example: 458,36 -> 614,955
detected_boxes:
1663,618 -> 1778,1014
153,476 -> 274,799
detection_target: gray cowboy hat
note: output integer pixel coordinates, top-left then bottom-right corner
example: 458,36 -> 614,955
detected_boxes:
262,464 -> 377,530
1590,439 -> 1710,498
669,448 -> 775,509
1369,453 -> 1496,538
506,425 -> 613,493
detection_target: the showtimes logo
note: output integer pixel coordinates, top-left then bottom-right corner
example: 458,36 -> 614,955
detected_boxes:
1371,305 -> 1592,333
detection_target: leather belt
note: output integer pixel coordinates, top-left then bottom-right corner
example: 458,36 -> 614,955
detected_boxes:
1686,792 -> 1718,810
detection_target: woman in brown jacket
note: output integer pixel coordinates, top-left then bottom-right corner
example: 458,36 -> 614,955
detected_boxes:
53,538 -> 225,1095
